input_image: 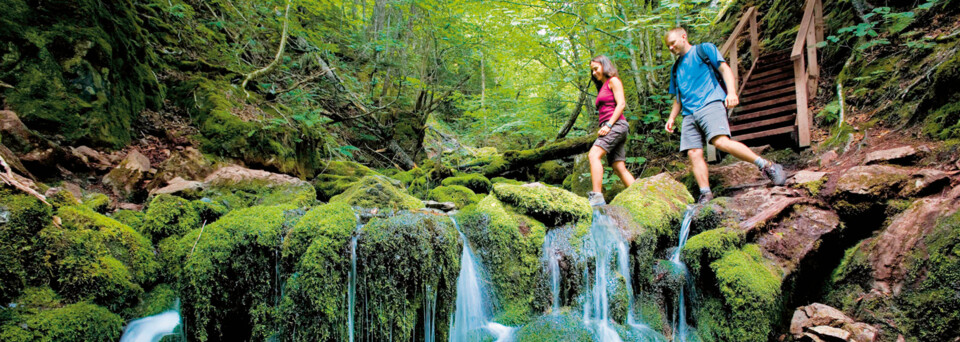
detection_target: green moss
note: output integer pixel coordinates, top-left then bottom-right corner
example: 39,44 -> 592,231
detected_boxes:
458,195 -> 547,325
141,194 -> 201,243
441,173 -> 493,194
130,283 -> 178,318
896,211 -> 960,340
0,301 -> 123,342
199,181 -> 316,210
109,209 -> 144,232
492,183 -> 590,226
283,212 -> 459,341
700,244 -> 783,342
491,177 -> 524,185
513,313 -> 593,341
175,204 -> 295,341
281,201 -> 356,272
45,205 -> 159,310
681,227 -> 743,279
311,160 -> 377,201
537,160 -> 567,185
81,193 -> 110,213
609,174 -> 694,242
427,185 -> 481,208
47,190 -> 80,209
795,177 -> 827,196
0,190 -> 53,302
330,175 -> 424,210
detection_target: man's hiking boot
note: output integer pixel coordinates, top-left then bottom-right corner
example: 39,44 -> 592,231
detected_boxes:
762,163 -> 786,186
587,191 -> 606,206
697,192 -> 713,205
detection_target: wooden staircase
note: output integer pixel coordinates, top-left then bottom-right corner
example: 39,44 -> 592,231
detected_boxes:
707,0 -> 824,161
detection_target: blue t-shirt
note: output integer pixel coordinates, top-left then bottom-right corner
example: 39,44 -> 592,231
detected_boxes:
668,43 -> 727,116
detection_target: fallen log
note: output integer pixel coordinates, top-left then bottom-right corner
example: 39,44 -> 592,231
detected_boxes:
482,134 -> 596,177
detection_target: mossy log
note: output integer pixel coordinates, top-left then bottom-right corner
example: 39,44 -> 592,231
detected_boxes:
482,134 -> 596,177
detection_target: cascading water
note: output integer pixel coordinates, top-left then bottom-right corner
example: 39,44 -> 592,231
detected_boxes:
119,299 -> 182,342
670,207 -> 697,342
543,226 -> 575,314
348,211 -> 365,342
582,209 -> 666,342
448,216 -> 515,342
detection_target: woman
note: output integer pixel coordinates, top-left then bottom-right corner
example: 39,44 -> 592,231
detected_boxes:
587,55 -> 635,206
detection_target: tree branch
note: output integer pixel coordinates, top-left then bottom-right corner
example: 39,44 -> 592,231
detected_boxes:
240,0 -> 291,98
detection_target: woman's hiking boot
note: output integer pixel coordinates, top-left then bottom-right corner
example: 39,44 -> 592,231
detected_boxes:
587,191 -> 606,206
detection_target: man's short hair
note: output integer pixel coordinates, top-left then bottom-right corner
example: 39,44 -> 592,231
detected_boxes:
666,27 -> 687,38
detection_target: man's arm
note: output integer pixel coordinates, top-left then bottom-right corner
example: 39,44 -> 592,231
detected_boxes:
718,62 -> 739,108
665,98 -> 682,133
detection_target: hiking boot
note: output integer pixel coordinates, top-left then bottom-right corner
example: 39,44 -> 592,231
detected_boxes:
697,192 -> 714,205
587,191 -> 606,206
762,163 -> 786,186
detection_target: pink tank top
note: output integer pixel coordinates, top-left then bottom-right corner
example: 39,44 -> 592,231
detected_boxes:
596,79 -> 624,124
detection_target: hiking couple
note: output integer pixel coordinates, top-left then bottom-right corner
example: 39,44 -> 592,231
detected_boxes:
586,27 -> 785,207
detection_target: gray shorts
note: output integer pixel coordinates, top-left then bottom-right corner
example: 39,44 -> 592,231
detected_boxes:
679,101 -> 731,152
593,119 -> 629,164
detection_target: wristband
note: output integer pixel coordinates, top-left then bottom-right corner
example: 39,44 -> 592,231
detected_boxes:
604,122 -> 613,128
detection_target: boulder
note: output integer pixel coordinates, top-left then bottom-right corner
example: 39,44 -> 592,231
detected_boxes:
103,150 -> 151,199
793,170 -> 828,185
311,160 -> 376,201
900,169 -> 949,197
493,182 -> 591,226
513,313 -> 594,342
427,185 -> 481,208
609,173 -> 694,240
863,146 -> 919,165
808,326 -> 850,341
757,205 -> 841,274
441,173 -> 493,194
204,165 -> 304,187
423,200 -> 457,212
70,146 -> 111,170
710,161 -> 765,187
833,165 -> 910,200
149,177 -> 204,197
819,150 -> 839,169
149,147 -> 212,191
790,303 -> 879,342
330,175 -> 424,210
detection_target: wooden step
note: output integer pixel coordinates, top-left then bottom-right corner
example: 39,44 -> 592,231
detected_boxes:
754,58 -> 793,72
749,66 -> 793,82
739,87 -> 796,106
758,53 -> 791,64
731,114 -> 796,132
749,69 -> 793,85
742,79 -> 795,97
735,94 -> 797,113
730,103 -> 797,122
733,126 -> 795,141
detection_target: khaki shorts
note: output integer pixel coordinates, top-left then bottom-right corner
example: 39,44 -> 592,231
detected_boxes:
593,119 -> 629,164
679,101 -> 731,152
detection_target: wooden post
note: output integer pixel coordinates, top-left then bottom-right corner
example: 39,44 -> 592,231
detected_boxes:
729,38 -> 739,90
793,55 -> 811,147
814,0 -> 825,43
749,10 -> 760,60
806,23 -> 819,96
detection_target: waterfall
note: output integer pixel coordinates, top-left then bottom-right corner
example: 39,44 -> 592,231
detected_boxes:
583,209 -> 667,342
348,212 -> 364,342
424,285 -> 437,342
119,299 -> 182,342
448,216 -> 515,342
543,227 -> 575,314
671,207 -> 696,342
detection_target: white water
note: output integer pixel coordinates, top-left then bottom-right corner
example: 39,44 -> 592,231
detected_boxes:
671,207 -> 696,342
449,217 -> 515,342
424,285 -> 437,342
119,299 -> 181,342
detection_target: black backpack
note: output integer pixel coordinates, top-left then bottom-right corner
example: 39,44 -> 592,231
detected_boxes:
671,44 -> 726,106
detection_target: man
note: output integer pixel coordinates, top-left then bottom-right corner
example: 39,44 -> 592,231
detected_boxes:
663,27 -> 785,204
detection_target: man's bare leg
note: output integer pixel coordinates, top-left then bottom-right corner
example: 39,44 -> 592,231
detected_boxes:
611,161 -> 636,187
711,135 -> 760,161
687,148 -> 709,190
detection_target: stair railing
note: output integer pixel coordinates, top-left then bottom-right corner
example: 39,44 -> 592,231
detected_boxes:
790,0 -> 824,148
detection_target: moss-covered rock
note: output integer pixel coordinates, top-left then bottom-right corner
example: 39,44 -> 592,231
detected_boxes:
330,175 -> 424,210
492,183 -> 590,226
491,177 -> 524,185
458,195 -> 547,325
0,190 -> 53,302
44,205 -> 158,310
109,209 -> 144,232
130,283 -> 179,318
513,313 -> 593,341
537,160 -> 568,185
282,211 -> 459,341
81,193 -> 110,213
697,244 -> 782,342
141,194 -> 201,243
311,160 -> 377,201
0,299 -> 124,342
681,227 -> 744,279
175,204 -> 296,341
281,201 -> 356,272
610,173 -> 694,243
441,173 -> 493,194
427,185 -> 482,208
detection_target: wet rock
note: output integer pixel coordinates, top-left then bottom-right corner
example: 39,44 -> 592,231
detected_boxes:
819,150 -> 839,169
103,150 -> 152,199
609,173 -> 694,240
863,146 -> 919,165
710,161 -> 764,186
204,165 -> 304,187
149,177 -> 204,197
758,205 -> 840,274
423,200 -> 457,212
493,182 -> 590,226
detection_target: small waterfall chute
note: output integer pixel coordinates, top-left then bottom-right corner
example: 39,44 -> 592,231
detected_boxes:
119,299 -> 182,342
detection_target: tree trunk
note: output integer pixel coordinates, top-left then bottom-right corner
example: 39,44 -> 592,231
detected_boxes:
556,79 -> 591,139
239,0 -> 291,98
481,134 -> 596,177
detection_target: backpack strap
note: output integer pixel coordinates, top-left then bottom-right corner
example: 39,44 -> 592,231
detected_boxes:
696,44 -> 727,94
